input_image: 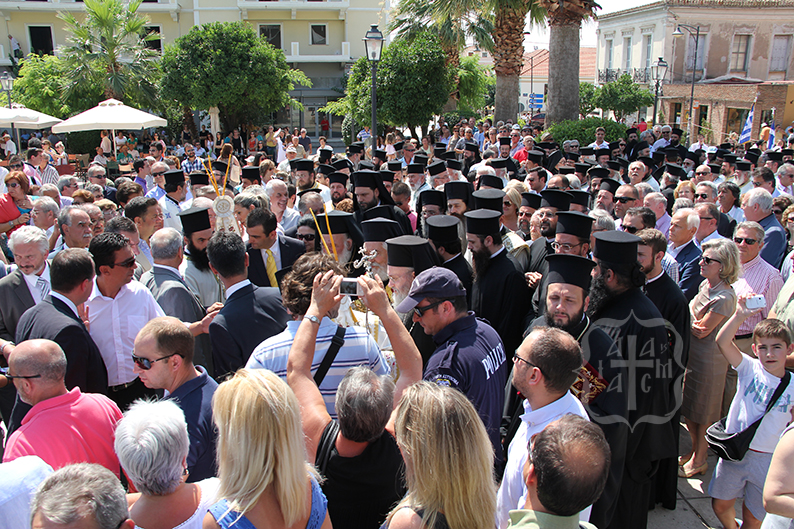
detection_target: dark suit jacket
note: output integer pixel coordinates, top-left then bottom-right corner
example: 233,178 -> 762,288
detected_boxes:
16,295 -> 108,394
674,240 -> 703,302
208,282 -> 289,379
717,212 -> 736,239
0,269 -> 35,342
141,265 -> 213,376
247,235 -> 306,288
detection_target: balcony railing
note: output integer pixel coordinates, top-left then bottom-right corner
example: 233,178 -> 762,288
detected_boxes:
598,68 -> 621,83
633,67 -> 651,84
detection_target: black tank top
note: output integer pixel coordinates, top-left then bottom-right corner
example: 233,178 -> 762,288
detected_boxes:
317,420 -> 406,529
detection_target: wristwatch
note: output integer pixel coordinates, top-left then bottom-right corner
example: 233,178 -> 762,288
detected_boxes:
303,315 -> 321,325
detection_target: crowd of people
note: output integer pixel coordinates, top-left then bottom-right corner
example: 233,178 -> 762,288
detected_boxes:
1,115 -> 794,529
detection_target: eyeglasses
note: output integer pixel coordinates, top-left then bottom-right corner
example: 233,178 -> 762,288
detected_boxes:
413,299 -> 448,318
695,171 -> 710,176
773,209 -> 783,215
7,182 -> 20,188
551,241 -> 583,252
701,256 -> 722,265
733,237 -> 758,245
296,233 -> 315,242
615,196 -> 636,203
695,193 -> 710,200
110,257 -> 137,269
131,352 -> 182,370
752,181 -> 764,187
152,171 -> 166,176
699,217 -> 715,222
512,355 -> 544,375
404,148 -> 415,152
503,200 -> 514,207
8,163 -> 22,169
4,373 -> 41,380
623,225 -> 639,234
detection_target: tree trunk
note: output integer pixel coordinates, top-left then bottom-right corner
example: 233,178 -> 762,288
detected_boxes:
546,21 -> 581,125
183,106 -> 199,147
492,3 -> 526,123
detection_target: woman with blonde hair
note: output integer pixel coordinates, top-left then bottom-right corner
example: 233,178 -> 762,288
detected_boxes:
679,238 -> 740,478
384,382 -> 497,529
502,186 -> 523,233
674,180 -> 696,201
204,369 -> 331,529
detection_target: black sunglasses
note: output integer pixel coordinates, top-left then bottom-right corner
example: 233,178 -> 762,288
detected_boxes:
110,257 -> 137,269
615,196 -> 635,203
131,352 -> 182,370
733,237 -> 758,245
413,299 -> 448,318
701,256 -> 722,265
623,225 -> 639,234
297,233 -> 316,242
9,163 -> 22,169
695,193 -> 710,200
4,373 -> 41,380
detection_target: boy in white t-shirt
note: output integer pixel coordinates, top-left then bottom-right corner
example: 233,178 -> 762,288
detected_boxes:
712,296 -> 794,529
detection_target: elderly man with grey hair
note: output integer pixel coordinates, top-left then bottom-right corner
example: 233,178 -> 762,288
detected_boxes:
31,196 -> 59,238
86,164 -> 116,204
265,178 -> 300,232
56,175 -> 78,204
48,205 -> 93,259
115,399 -> 219,525
2,339 -> 122,474
30,463 -> 133,529
141,228 -> 213,372
145,160 -> 169,201
742,187 -> 787,268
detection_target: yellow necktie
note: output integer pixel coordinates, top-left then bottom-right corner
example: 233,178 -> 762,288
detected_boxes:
265,248 -> 278,287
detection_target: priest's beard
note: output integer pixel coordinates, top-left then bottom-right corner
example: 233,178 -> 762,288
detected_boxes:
337,245 -> 353,269
545,306 -> 585,335
393,289 -> 408,311
471,246 -> 491,282
586,273 -> 614,320
187,239 -> 211,272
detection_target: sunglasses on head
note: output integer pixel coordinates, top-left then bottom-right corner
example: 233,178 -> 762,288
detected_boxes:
131,352 -> 182,370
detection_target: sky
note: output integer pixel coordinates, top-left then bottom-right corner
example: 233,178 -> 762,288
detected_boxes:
523,0 -> 658,50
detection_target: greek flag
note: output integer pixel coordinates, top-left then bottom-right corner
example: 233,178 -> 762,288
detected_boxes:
768,119 -> 776,150
739,102 -> 754,144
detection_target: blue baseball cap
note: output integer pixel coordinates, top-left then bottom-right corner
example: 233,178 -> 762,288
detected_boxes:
394,267 -> 466,313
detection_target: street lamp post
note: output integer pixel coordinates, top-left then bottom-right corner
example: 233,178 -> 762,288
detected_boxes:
0,71 -> 15,144
650,57 -> 668,126
363,25 -> 384,147
673,24 -> 701,145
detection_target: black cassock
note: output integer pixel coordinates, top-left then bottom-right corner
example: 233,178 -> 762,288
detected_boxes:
523,239 -> 553,325
471,249 -> 530,359
646,271 -> 691,511
591,287 -> 678,529
442,253 -> 473,309
528,313 -> 629,529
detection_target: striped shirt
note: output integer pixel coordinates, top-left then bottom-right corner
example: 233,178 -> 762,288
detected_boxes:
732,254 -> 784,335
245,317 -> 388,418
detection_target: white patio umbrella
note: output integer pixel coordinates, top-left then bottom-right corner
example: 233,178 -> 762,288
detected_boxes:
0,107 -> 62,130
52,98 -> 167,157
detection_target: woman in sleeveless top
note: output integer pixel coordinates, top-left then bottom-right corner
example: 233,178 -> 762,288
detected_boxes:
115,400 -> 219,529
383,383 -> 497,529
203,370 -> 331,529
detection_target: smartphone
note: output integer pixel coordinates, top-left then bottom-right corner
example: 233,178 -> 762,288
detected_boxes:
339,278 -> 360,296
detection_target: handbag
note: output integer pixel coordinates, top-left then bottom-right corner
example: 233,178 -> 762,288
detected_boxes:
706,371 -> 790,462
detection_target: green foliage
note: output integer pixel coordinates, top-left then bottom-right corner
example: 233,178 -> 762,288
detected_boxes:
579,82 -> 598,118
160,21 -> 310,132
13,54 -> 104,119
341,114 -> 354,146
58,0 -> 161,107
66,130 -> 101,155
325,33 -> 454,132
593,74 -> 654,122
457,56 -> 494,112
442,110 -> 479,128
545,117 -> 627,146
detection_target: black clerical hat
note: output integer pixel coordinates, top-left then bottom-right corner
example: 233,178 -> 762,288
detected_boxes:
386,235 -> 438,272
464,209 -> 501,235
445,181 -> 472,204
556,211 -> 594,239
178,206 -> 211,234
241,166 -> 260,182
593,231 -> 641,264
425,215 -> 460,243
328,172 -> 348,186
521,192 -> 541,209
164,169 -> 185,186
472,188 -> 505,213
478,174 -> 504,190
189,170 -> 209,186
540,189 -> 572,211
361,218 -> 402,242
599,178 -> 621,196
545,254 -> 596,291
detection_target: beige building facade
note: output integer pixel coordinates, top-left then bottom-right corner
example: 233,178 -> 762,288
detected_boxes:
0,0 -> 389,138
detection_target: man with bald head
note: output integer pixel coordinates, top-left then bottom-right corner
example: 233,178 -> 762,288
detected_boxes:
2,339 -> 122,476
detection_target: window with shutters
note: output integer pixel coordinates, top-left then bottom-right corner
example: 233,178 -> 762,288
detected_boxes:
730,35 -> 751,71
606,40 -> 613,69
644,35 -> 653,69
770,35 -> 791,72
624,37 -> 632,70
685,34 -> 706,70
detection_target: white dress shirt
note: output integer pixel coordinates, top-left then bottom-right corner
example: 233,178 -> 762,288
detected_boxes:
87,279 -> 165,386
261,239 -> 282,270
21,263 -> 50,305
50,291 -> 79,318
224,279 -> 251,300
495,392 -> 589,529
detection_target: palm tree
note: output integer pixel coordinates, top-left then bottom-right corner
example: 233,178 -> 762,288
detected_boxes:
539,0 -> 599,125
59,0 -> 160,108
429,0 -> 546,124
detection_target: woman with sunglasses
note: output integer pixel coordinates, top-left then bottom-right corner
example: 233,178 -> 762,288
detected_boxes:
679,238 -> 740,478
116,399 -> 219,529
0,171 -> 33,235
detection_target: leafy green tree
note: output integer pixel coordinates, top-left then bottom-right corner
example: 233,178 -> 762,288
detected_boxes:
58,0 -> 160,108
579,82 -> 598,118
160,21 -> 310,133
593,74 -> 654,122
12,54 -> 103,118
324,33 -> 454,139
457,56 -> 495,113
